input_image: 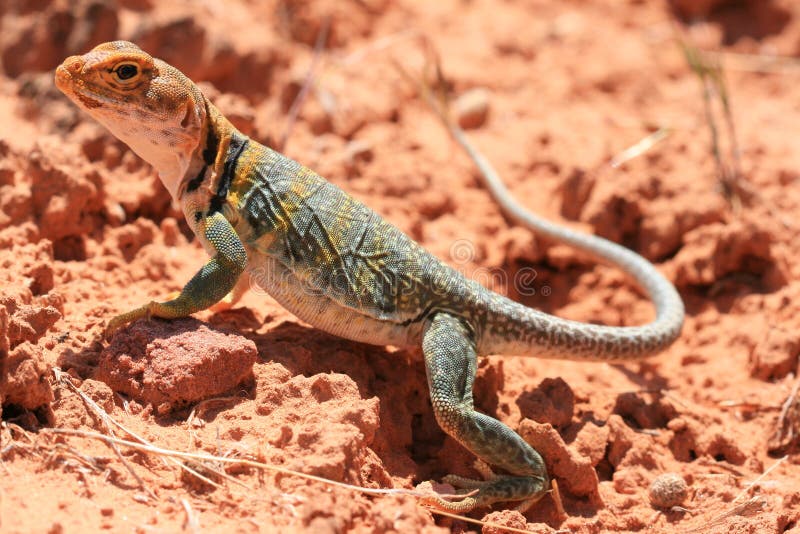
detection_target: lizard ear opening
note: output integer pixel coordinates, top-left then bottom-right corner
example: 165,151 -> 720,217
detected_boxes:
181,100 -> 197,128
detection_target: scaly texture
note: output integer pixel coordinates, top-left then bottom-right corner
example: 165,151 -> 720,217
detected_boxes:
55,41 -> 684,511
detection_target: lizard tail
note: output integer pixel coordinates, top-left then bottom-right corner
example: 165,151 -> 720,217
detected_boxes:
446,125 -> 685,361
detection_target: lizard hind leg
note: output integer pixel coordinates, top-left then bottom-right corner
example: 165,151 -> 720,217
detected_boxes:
420,312 -> 550,513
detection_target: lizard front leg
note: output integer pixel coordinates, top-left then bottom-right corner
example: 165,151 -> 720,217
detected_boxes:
421,312 -> 549,512
104,212 -> 247,339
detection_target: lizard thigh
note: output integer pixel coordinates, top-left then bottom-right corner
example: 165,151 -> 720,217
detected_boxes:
422,312 -> 549,505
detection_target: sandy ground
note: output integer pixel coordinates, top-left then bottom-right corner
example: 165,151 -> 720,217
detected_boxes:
2,0 -> 800,532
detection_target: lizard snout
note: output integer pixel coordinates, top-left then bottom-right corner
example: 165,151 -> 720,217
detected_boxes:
54,57 -> 84,90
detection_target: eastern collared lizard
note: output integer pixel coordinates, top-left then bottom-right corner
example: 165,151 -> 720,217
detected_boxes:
55,41 -> 684,512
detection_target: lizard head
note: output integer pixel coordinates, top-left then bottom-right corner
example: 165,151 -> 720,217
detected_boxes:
55,41 -> 207,196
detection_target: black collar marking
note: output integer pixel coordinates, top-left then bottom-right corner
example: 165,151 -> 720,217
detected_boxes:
201,102 -> 218,166
209,133 -> 249,214
187,108 -> 219,194
186,165 -> 207,193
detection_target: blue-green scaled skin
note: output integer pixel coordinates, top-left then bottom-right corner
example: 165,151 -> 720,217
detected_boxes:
56,41 -> 685,512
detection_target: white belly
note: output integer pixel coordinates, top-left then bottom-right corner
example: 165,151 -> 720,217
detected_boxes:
245,253 -> 419,348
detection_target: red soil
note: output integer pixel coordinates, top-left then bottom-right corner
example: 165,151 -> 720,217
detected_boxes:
2,1 -> 800,532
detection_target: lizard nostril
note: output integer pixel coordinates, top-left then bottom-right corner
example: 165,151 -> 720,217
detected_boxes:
55,57 -> 86,90
65,58 -> 83,74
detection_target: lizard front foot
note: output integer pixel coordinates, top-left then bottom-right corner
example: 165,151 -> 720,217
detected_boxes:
104,290 -> 191,339
104,302 -> 156,340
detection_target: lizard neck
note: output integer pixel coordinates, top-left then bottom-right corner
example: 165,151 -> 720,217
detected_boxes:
175,96 -> 237,202
175,97 -> 247,207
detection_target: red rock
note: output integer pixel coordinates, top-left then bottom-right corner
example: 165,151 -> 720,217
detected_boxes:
671,220 -> 777,288
96,318 -> 256,409
518,419 -> 599,500
4,341 -> 54,411
0,306 -> 7,418
517,376 -> 575,429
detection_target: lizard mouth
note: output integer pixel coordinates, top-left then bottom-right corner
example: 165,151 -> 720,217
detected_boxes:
55,65 -> 111,110
54,64 -> 70,89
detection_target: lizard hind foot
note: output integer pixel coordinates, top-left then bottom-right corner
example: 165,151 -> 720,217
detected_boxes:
415,480 -> 479,513
417,473 -> 549,513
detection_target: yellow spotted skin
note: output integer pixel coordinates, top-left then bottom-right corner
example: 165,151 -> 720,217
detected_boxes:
56,41 -> 685,512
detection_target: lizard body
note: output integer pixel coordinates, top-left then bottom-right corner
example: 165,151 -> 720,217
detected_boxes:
56,41 -> 684,512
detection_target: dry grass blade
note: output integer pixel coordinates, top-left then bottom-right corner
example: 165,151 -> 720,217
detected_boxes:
704,495 -> 768,530
550,478 -> 566,520
769,359 -> 800,453
42,427 -> 475,502
1,422 -> 39,462
731,454 -> 787,504
677,36 -> 747,213
391,34 -> 452,127
52,368 -> 157,500
428,508 -> 555,534
186,396 -> 245,427
610,127 -> 671,168
277,16 -> 331,152
683,454 -> 785,532
0,308 -> 7,421
45,443 -> 111,473
182,396 -> 254,490
53,368 -> 230,494
181,498 -> 200,533
709,51 -> 800,75
339,29 -> 419,66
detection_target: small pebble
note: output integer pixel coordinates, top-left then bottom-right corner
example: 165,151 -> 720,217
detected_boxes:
455,88 -> 490,129
649,472 -> 688,509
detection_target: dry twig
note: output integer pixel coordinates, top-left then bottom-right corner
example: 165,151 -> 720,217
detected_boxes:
53,368 -> 156,500
277,16 -> 331,152
43,427 -> 475,502
768,361 -> 800,453
53,368 -> 226,493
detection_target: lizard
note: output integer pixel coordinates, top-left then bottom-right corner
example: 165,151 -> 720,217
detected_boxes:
55,41 -> 685,513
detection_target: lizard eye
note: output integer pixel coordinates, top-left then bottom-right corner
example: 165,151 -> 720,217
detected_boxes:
114,63 -> 139,82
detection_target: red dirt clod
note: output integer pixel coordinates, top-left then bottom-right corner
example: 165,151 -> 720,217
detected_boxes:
649,472 -> 689,509
96,318 -> 257,409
